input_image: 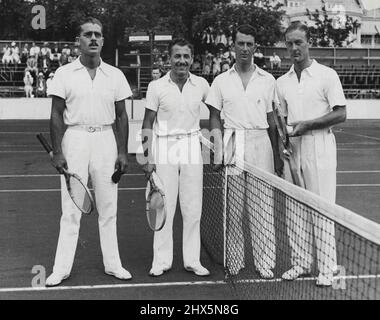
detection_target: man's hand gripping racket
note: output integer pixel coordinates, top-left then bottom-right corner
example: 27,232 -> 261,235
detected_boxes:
272,103 -> 305,188
145,171 -> 167,232
36,133 -> 95,215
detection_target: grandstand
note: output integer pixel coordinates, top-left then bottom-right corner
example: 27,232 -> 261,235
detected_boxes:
2,42 -> 380,99
115,44 -> 380,98
0,41 -> 75,98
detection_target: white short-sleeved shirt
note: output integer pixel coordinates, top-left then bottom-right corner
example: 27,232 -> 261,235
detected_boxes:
145,72 -> 210,136
47,57 -> 132,126
205,64 -> 276,130
276,60 -> 346,125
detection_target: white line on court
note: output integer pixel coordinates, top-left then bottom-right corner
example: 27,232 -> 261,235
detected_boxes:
0,132 -> 49,135
0,274 -> 378,293
337,170 -> 380,173
338,148 -> 380,151
0,280 -> 228,293
0,173 -> 145,178
0,187 -> 146,193
0,151 -> 44,153
339,131 -> 380,142
236,274 -> 380,284
337,184 -> 380,187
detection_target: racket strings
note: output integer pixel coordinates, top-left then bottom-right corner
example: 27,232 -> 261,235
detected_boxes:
147,190 -> 166,231
67,176 -> 93,214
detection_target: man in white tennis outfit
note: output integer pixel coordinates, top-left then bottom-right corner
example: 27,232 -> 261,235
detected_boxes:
206,25 -> 283,279
141,38 -> 210,277
276,22 -> 346,286
46,17 -> 132,286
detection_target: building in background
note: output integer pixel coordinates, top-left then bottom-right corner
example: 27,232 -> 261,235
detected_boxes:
277,0 -> 380,47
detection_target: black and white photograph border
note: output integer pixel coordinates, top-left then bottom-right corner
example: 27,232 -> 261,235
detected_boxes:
0,0 -> 379,302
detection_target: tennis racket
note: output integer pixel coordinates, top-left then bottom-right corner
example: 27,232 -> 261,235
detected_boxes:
145,171 -> 167,232
272,103 -> 305,188
36,133 -> 95,215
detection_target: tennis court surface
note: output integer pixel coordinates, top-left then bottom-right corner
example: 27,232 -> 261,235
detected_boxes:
0,119 -> 379,300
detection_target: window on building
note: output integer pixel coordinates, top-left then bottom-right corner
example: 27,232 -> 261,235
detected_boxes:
288,1 -> 300,7
375,35 -> 380,45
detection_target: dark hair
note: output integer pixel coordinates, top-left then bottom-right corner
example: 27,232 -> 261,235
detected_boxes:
77,17 -> 103,36
168,38 -> 194,57
284,22 -> 310,41
232,24 -> 255,42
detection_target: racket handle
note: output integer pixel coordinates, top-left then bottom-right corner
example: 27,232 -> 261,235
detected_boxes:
36,133 -> 53,156
112,169 -> 123,184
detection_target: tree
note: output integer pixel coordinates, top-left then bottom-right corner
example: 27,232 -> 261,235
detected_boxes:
306,0 -> 360,47
0,0 -> 33,39
193,0 -> 285,46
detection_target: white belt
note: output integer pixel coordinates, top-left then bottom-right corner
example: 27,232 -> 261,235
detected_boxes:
157,131 -> 200,140
225,128 -> 267,138
68,125 -> 113,133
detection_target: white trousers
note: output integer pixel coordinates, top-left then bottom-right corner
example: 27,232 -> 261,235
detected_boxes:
52,128 -> 123,275
151,134 -> 203,269
225,130 -> 276,273
284,129 -> 337,274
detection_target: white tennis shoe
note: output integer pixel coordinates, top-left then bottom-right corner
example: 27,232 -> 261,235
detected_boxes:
149,265 -> 171,277
258,268 -> 274,279
45,273 -> 70,287
282,266 -> 311,281
185,264 -> 210,276
316,273 -> 334,287
105,267 -> 132,280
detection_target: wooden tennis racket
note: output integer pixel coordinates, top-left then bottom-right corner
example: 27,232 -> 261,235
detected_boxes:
272,103 -> 305,188
145,171 -> 167,232
36,133 -> 95,215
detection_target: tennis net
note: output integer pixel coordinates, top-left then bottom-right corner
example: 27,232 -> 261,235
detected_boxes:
200,136 -> 380,300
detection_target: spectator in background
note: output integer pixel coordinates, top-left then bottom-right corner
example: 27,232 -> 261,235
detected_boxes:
152,46 -> 160,63
221,61 -> 230,73
50,42 -> 61,64
24,70 -> 34,98
21,44 -> 29,64
46,72 -> 54,91
61,44 -> 71,57
191,54 -> 202,73
227,25 -> 234,47
223,46 -> 236,66
72,46 -> 80,59
202,50 -> 213,77
254,48 -> 266,69
10,42 -> 21,65
29,42 -> 40,62
162,50 -> 171,73
1,45 -> 12,66
59,52 -> 69,66
151,66 -> 162,81
202,27 -> 214,52
40,42 -> 52,69
215,29 -> 227,51
270,52 -> 281,69
36,72 -> 47,97
156,56 -> 165,74
212,51 -> 222,77
42,66 -> 50,80
26,55 -> 38,83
